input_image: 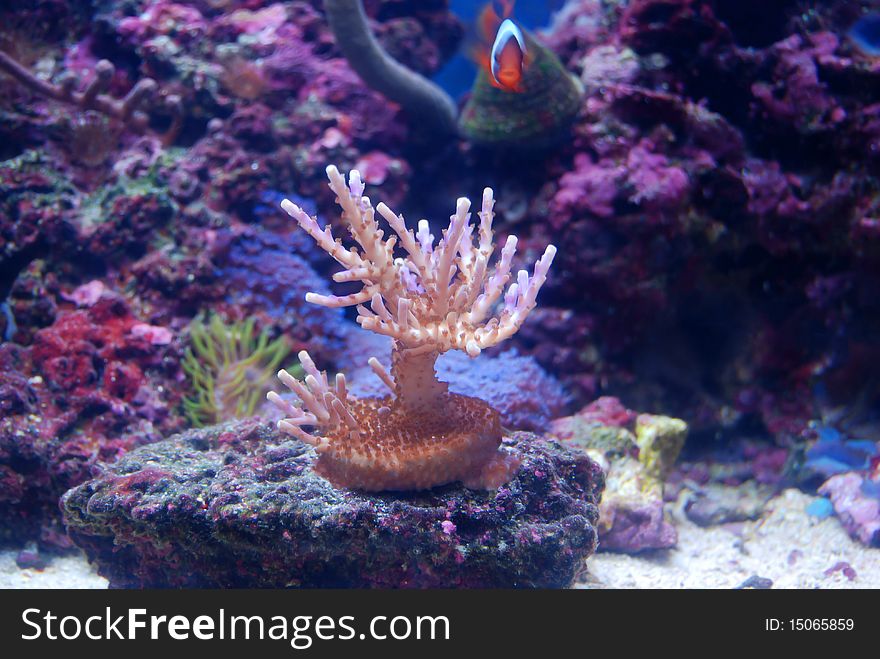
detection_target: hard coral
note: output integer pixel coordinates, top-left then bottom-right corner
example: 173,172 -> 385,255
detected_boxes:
268,166 -> 557,492
347,347 -> 570,432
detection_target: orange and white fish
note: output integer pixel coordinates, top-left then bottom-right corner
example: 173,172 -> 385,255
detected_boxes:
490,18 -> 527,92
474,0 -> 532,93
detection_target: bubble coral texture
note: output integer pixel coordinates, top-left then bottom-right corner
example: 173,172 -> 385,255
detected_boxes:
268,165 -> 556,491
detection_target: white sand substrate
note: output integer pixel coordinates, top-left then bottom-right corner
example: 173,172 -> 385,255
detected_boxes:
580,488 -> 880,588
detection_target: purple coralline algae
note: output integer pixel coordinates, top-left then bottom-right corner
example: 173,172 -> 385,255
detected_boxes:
480,0 -> 880,452
0,294 -> 185,547
62,419 -> 604,588
796,424 -> 880,547
0,0 -> 877,577
819,471 -> 880,548
811,425 -> 880,547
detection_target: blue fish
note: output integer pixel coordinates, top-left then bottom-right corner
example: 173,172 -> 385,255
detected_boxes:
805,425 -> 879,477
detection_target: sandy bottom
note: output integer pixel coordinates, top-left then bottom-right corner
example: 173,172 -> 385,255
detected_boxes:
579,488 -> 880,588
0,550 -> 107,589
1,488 -> 877,589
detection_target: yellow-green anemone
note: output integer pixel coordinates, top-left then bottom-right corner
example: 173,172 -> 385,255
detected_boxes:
182,314 -> 296,426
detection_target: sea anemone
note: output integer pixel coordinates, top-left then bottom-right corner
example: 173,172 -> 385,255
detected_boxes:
183,314 -> 293,426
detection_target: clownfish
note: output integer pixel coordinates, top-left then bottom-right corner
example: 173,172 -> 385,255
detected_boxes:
473,1 -> 532,93
490,18 -> 528,92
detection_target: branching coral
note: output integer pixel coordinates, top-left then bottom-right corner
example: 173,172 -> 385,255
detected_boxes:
183,314 -> 292,427
0,49 -> 183,143
267,165 -> 556,491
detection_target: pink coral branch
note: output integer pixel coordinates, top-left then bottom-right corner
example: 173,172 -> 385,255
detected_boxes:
279,165 -> 556,357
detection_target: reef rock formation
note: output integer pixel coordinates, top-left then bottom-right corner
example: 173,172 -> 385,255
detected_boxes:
820,471 -> 880,548
552,397 -> 686,553
0,293 -> 184,548
62,418 -> 604,588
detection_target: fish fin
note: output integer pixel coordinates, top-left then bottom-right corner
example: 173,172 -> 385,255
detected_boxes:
478,2 -> 503,42
494,0 -> 516,19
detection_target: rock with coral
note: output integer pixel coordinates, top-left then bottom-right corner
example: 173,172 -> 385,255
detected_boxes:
61,418 -> 604,588
267,165 -> 557,492
0,0 -> 450,547
475,0 -> 880,453
552,397 -> 686,553
1,0 -> 878,588
0,294 -> 185,547
346,346 -> 570,432
819,470 -> 880,548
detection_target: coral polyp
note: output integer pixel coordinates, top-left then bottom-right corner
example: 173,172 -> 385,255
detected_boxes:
182,314 -> 292,427
59,111 -> 121,167
219,57 -> 268,101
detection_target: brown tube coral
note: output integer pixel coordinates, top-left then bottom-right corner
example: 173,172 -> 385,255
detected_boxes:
0,49 -> 182,143
323,0 -> 458,138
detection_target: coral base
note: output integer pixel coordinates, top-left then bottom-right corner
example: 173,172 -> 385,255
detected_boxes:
61,419 -> 605,588
316,393 -> 504,491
